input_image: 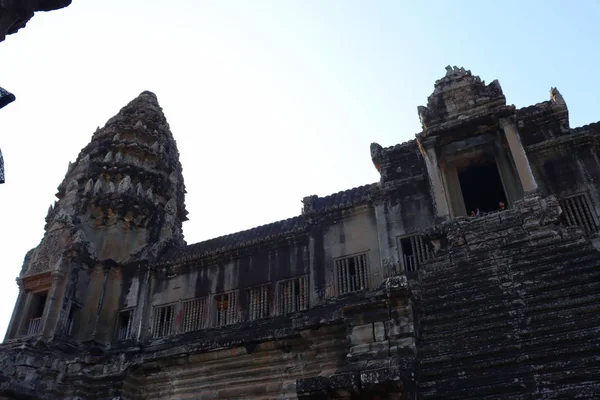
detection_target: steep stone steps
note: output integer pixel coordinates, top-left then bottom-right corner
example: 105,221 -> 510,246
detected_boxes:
420,240 -> 596,291
416,207 -> 600,400
421,282 -> 600,337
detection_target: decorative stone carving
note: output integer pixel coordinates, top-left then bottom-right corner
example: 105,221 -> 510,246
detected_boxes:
84,178 -> 93,195
370,142 -> 383,173
118,176 -> 132,194
136,182 -> 144,197
417,66 -> 507,131
66,178 -> 78,193
15,91 -> 187,273
93,179 -> 102,195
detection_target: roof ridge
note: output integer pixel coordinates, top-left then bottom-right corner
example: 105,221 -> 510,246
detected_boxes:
572,120 -> 600,133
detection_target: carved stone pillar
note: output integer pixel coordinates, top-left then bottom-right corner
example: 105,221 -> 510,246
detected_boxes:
41,269 -> 67,339
500,116 -> 538,193
133,265 -> 151,341
374,200 -> 398,278
419,141 -> 451,219
4,279 -> 27,340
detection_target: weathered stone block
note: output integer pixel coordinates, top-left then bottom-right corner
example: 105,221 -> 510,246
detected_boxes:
373,321 -> 386,342
349,323 -> 374,346
360,366 -> 401,389
329,372 -> 360,395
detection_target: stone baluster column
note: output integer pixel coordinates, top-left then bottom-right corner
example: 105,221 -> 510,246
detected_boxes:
419,140 -> 451,219
499,116 -> 538,193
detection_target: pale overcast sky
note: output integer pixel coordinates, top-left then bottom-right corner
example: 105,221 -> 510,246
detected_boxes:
0,1 -> 599,337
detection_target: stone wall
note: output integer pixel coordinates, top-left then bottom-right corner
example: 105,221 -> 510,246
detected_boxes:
0,276 -> 414,399
417,194 -> 600,399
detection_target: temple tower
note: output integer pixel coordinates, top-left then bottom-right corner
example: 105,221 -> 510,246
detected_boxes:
4,91 -> 187,345
415,66 -> 539,220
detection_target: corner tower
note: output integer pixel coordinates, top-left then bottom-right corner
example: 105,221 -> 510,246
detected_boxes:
5,91 -> 187,344
415,66 -> 537,219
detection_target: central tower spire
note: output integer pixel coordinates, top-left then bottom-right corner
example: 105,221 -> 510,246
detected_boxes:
23,91 -> 187,276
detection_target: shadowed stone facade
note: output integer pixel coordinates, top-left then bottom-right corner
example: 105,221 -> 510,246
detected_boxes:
1,66 -> 599,399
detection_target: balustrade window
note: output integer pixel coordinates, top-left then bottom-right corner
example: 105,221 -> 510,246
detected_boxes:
399,235 -> 432,272
248,285 -> 270,320
214,291 -> 238,327
181,298 -> 206,333
152,303 -> 176,338
25,292 -> 47,336
335,253 -> 368,295
560,194 -> 599,233
116,309 -> 134,341
278,276 -> 307,314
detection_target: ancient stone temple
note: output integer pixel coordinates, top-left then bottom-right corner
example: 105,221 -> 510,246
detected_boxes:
1,66 -> 599,399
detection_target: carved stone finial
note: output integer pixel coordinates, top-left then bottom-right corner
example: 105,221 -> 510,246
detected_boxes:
107,181 -> 116,194
165,198 -> 177,215
550,87 -> 565,105
549,87 -> 569,130
93,179 -> 102,195
417,105 -> 431,128
136,182 -> 144,197
146,187 -> 154,202
118,176 -> 132,194
370,143 -> 383,173
79,154 -> 90,168
66,178 -> 78,193
84,179 -> 93,195
301,195 -> 318,215
169,171 -> 178,185
72,230 -> 87,244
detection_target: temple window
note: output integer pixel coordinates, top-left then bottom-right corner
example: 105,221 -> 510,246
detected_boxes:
214,291 -> 239,327
560,194 -> 599,233
248,284 -> 270,320
25,292 -> 47,336
278,276 -> 307,315
458,159 -> 508,215
181,297 -> 206,333
116,309 -> 134,341
335,253 -> 368,295
398,235 -> 432,272
151,303 -> 176,338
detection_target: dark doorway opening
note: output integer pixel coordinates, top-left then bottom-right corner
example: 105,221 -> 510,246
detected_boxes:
458,161 -> 507,214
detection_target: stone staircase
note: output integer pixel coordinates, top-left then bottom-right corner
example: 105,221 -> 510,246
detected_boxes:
417,198 -> 600,399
